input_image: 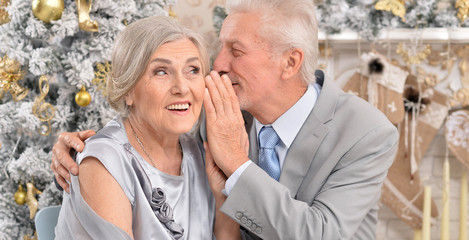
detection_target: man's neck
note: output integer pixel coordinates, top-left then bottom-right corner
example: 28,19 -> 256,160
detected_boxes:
250,84 -> 308,125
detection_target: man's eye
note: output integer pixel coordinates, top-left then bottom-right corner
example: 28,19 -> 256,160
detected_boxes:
232,49 -> 243,57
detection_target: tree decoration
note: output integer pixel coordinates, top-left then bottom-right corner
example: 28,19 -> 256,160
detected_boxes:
456,45 -> 469,86
0,55 -> 29,101
416,67 -> 439,87
23,232 -> 37,240
92,61 -> 111,96
445,110 -> 469,169
396,42 -> 431,65
0,0 -> 10,25
76,0 -> 98,32
374,0 -> 407,21
31,0 -> 65,23
0,0 -> 173,238
75,86 -> 91,107
455,0 -> 469,24
450,45 -> 469,107
14,184 -> 27,205
168,5 -> 177,18
32,76 -> 55,136
343,52 -> 408,125
451,87 -> 469,107
25,182 -> 42,219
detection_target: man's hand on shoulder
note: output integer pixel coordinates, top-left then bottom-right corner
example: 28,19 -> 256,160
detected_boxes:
51,130 -> 96,192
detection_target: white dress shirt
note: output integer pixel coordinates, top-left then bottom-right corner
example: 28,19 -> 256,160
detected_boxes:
223,83 -> 322,195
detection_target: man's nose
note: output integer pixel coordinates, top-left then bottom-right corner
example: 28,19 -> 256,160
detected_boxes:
213,49 -> 230,74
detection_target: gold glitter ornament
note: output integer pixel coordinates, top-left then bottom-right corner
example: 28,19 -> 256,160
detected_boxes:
396,42 -> 431,65
76,0 -> 98,32
75,86 -> 91,107
92,61 -> 110,96
455,0 -> 469,24
23,232 -> 37,240
31,0 -> 64,23
375,0 -> 407,21
32,76 -> 55,136
25,182 -> 42,219
168,5 -> 177,18
0,0 -> 10,25
0,55 -> 29,101
14,184 -> 27,205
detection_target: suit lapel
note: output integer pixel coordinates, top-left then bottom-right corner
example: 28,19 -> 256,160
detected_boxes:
243,70 -> 340,198
243,111 -> 259,164
279,70 -> 340,198
279,114 -> 328,198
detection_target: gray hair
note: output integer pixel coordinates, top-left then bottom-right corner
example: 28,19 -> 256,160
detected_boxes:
225,0 -> 318,85
107,16 -> 210,117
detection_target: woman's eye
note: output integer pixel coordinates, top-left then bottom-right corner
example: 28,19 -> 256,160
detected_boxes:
190,67 -> 200,74
154,69 -> 166,76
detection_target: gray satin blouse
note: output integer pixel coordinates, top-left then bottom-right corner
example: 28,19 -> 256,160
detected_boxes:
55,116 -> 215,239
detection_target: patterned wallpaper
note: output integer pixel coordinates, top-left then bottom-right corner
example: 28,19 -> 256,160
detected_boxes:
173,0 -> 225,61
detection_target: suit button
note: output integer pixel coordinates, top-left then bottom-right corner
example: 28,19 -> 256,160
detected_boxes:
256,227 -> 262,234
241,216 -> 247,224
246,219 -> 252,227
250,223 -> 257,231
235,212 -> 242,220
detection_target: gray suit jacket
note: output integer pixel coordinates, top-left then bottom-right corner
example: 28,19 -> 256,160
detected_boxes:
219,71 -> 399,240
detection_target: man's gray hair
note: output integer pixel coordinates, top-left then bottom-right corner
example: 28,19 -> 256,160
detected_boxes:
225,0 -> 318,85
107,16 -> 210,117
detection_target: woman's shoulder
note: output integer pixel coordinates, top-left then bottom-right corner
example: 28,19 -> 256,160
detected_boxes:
78,116 -> 128,162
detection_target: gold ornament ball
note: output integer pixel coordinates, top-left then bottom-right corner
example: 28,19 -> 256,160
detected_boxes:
32,0 -> 64,23
14,185 -> 26,205
75,86 -> 91,107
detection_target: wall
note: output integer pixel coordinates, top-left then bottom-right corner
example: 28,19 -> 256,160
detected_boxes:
173,1 -> 468,239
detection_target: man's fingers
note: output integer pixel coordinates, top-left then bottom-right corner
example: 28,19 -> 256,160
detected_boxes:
205,73 -> 224,114
56,163 -> 71,181
203,142 -> 213,166
58,132 -> 83,152
221,74 -> 240,113
204,88 -> 216,122
54,145 -> 79,175
210,71 -> 233,113
78,130 -> 96,141
55,173 -> 70,193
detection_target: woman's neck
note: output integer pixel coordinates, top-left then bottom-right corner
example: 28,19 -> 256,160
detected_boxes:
124,117 -> 183,176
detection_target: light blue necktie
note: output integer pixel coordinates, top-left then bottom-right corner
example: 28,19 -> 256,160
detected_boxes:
258,126 -> 281,181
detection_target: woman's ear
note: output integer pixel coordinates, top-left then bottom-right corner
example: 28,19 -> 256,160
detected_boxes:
124,91 -> 134,107
281,48 -> 304,80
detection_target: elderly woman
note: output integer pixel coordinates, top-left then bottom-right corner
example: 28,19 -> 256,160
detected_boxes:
55,16 -> 237,239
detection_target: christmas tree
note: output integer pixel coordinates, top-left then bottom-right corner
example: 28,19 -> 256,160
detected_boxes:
0,0 -> 175,238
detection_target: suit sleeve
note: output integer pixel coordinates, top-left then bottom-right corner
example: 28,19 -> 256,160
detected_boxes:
220,123 -> 398,240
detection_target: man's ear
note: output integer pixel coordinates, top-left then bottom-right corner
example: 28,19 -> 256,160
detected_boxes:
281,48 -> 304,80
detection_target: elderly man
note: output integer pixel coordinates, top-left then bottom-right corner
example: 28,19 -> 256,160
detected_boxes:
52,0 -> 398,239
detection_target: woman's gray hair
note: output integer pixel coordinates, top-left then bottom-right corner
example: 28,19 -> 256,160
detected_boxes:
225,0 -> 318,85
107,16 -> 210,117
